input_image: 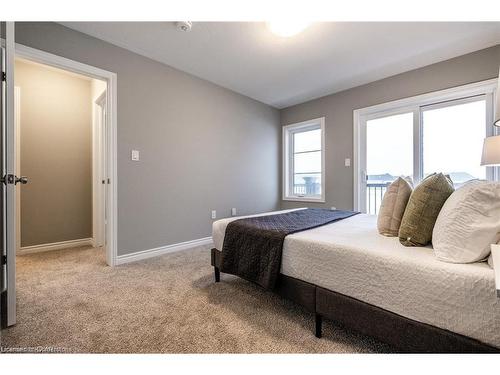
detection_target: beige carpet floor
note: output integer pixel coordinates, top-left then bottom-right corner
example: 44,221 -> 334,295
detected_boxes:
1,245 -> 394,353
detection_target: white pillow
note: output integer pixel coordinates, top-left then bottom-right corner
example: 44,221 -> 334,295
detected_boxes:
433,180 -> 500,263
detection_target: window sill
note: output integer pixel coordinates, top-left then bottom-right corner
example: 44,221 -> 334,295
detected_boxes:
282,196 -> 325,203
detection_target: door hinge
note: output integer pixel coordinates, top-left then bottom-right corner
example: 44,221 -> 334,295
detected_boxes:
1,174 -> 15,185
1,255 -> 6,265
1,72 -> 5,82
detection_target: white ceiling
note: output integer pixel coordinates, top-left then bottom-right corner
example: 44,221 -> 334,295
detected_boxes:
60,22 -> 500,108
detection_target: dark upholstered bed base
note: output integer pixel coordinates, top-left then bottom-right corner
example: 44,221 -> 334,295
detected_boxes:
211,248 -> 499,353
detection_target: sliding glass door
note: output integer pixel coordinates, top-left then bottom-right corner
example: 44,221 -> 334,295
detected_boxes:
356,82 -> 496,215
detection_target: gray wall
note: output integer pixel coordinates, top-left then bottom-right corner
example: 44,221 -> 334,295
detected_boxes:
16,23 -> 499,255
15,22 -> 280,256
280,44 -> 500,211
15,59 -> 92,247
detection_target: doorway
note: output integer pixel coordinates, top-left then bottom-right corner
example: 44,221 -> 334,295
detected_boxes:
14,44 -> 117,271
1,38 -> 118,327
14,57 -> 106,257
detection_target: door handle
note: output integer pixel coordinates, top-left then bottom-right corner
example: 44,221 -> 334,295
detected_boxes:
1,174 -> 28,185
15,176 -> 28,185
361,170 -> 368,183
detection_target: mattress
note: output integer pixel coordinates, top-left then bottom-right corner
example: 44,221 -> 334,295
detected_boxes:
212,209 -> 500,348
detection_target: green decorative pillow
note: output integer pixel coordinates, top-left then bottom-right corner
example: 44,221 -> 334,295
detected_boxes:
398,173 -> 454,247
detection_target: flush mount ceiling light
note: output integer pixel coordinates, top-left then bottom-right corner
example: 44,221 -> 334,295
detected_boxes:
266,21 -> 311,37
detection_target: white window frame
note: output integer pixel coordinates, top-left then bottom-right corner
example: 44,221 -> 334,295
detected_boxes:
283,117 -> 325,202
353,78 -> 498,212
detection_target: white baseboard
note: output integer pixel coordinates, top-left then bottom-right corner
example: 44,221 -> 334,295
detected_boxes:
18,237 -> 94,255
116,236 -> 213,265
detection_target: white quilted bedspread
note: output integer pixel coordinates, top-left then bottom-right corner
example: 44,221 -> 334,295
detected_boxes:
212,210 -> 500,348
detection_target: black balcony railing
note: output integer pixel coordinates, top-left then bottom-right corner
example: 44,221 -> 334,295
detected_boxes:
366,182 -> 389,215
293,183 -> 321,196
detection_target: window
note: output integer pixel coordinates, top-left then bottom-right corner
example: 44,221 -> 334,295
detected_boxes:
283,118 -> 325,202
355,79 -> 497,214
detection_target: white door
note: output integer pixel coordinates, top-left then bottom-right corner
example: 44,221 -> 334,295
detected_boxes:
94,92 -> 107,249
1,22 -> 20,327
101,99 -> 108,248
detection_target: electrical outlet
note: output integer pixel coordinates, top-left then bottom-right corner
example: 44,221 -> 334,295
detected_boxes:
211,210 -> 217,219
344,158 -> 351,167
231,208 -> 237,216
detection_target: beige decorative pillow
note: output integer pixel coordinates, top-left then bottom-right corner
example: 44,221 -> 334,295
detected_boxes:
399,173 -> 454,247
377,177 -> 413,237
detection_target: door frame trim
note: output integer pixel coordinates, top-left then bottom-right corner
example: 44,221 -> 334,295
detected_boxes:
14,86 -> 20,258
14,43 -> 118,266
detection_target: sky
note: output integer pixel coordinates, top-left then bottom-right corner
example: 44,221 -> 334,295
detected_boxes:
367,112 -> 413,177
293,129 -> 321,184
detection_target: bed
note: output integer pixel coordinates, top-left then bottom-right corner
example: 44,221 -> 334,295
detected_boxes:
211,208 -> 500,353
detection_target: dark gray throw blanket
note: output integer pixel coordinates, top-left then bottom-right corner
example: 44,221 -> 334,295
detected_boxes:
220,208 -> 359,290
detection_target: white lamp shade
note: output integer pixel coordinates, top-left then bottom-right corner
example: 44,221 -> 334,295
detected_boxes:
495,66 -> 500,126
481,135 -> 500,166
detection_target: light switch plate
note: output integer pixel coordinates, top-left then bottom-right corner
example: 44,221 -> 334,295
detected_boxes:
131,150 -> 140,161
344,158 -> 351,167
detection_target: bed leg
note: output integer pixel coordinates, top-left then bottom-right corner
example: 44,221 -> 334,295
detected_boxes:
315,313 -> 322,338
214,266 -> 220,282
